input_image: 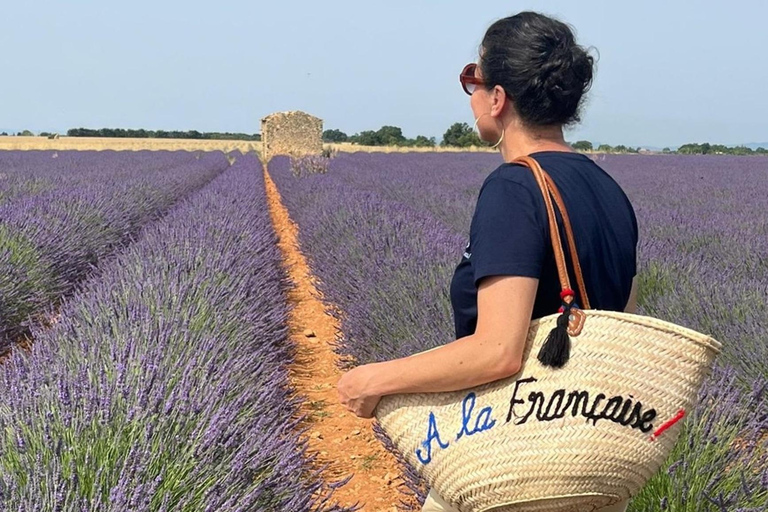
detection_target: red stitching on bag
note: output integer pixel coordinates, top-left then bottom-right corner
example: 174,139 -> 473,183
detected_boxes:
649,409 -> 685,441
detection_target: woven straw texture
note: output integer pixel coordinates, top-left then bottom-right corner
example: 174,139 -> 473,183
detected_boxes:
375,310 -> 721,512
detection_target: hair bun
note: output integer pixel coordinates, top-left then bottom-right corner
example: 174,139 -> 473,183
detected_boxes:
541,44 -> 591,102
480,11 -> 596,127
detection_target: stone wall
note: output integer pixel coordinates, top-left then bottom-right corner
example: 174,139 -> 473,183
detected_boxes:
260,111 -> 323,163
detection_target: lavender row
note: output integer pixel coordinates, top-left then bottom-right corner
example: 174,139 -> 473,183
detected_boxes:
309,152 -> 501,235
269,153 -> 768,510
0,150 -> 230,353
0,150 -> 213,207
596,154 -> 768,387
0,154 -> 351,511
272,155 -> 465,365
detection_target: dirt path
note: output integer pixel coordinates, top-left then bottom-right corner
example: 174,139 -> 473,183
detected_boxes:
263,168 -> 417,512
0,314 -> 59,364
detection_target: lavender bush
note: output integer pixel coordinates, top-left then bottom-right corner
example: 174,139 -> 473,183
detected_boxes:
0,150 -> 229,353
0,150 -> 212,207
269,152 -> 768,510
311,152 -> 500,234
269,155 -> 463,366
597,155 -> 768,388
289,154 -> 331,177
0,154 -> 352,511
635,363 -> 768,511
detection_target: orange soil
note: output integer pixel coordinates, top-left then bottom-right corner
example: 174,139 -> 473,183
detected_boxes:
263,168 -> 418,512
0,311 -> 63,363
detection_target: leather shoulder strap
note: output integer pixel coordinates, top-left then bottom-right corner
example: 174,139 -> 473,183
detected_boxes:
513,155 -> 591,309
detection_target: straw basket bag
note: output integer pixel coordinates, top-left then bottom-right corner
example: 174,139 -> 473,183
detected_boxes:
374,156 -> 722,512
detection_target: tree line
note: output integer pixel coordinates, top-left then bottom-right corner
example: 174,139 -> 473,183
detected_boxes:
323,122 -> 484,148
322,126 -> 438,147
326,125 -> 768,154
4,126 -> 766,155
675,142 -> 767,155
64,128 -> 261,141
2,129 -> 261,140
571,140 -> 768,155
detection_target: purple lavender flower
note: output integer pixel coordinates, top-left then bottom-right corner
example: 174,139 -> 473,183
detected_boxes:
1,150 -> 229,353
0,154 -> 353,511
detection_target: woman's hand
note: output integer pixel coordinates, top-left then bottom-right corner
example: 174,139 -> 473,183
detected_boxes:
337,364 -> 382,418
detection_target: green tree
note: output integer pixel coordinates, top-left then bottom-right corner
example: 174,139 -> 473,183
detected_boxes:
711,144 -> 729,154
597,144 -> 612,153
677,143 -> 702,154
732,145 -> 753,156
409,135 -> 436,147
322,129 -> 348,143
572,140 -> 593,151
376,125 -> 406,146
662,147 -> 671,154
349,130 -> 379,146
442,122 -> 471,146
347,126 -> 407,146
441,122 -> 485,147
18,130 -> 34,136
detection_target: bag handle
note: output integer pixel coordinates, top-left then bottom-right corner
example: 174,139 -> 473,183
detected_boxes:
513,156 -> 590,308
513,155 -> 590,368
543,173 -> 591,310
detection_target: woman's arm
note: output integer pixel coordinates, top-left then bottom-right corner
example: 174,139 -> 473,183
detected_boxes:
367,275 -> 538,396
624,276 -> 638,314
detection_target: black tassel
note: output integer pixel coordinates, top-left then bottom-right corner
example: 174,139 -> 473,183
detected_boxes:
537,304 -> 572,368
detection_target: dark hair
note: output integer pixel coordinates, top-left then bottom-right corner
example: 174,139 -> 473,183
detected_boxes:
480,11 -> 595,127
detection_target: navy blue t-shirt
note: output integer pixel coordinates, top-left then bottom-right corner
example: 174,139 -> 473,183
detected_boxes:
449,151 -> 638,340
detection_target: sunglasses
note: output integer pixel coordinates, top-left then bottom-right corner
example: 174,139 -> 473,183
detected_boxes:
459,63 -> 486,95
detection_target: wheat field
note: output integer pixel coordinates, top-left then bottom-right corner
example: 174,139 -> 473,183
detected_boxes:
0,136 -> 497,155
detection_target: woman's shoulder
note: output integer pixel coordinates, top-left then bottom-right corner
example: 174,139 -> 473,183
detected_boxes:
474,165 -> 548,228
480,161 -> 539,194
483,152 -> 596,186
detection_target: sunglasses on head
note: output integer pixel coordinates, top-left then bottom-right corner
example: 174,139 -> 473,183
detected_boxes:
459,63 -> 486,95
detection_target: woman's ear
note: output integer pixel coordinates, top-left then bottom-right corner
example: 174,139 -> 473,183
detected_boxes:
490,85 -> 507,118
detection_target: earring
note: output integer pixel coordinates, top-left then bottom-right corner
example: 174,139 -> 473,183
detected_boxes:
490,129 -> 504,149
472,113 -> 485,133
473,113 -> 504,150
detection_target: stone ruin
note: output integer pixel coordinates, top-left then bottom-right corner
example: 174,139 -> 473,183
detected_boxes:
260,110 -> 323,164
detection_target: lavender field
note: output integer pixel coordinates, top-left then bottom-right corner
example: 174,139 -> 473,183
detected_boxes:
270,152 -> 768,511
0,151 -> 229,353
0,154 -> 351,511
0,149 -> 765,511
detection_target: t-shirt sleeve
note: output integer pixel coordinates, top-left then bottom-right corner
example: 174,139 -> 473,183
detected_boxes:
469,176 -> 546,288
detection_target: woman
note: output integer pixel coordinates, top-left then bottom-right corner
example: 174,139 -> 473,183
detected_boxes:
337,11 -> 638,512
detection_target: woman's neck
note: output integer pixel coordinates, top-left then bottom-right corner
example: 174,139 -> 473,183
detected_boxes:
497,122 -> 573,162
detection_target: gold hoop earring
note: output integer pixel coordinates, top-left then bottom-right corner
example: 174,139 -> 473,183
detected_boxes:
472,113 -> 486,133
490,128 -> 504,149
473,113 -> 504,149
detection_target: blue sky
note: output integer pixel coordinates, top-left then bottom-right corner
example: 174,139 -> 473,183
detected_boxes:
2,0 -> 766,147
